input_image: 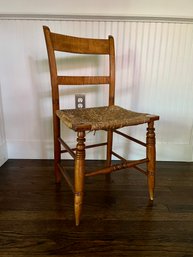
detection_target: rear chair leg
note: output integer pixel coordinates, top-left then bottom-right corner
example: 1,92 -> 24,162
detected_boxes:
54,157 -> 61,184
146,122 -> 156,201
54,116 -> 61,184
74,131 -> 86,226
106,130 -> 113,182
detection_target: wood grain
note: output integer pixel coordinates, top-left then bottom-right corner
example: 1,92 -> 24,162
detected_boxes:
0,160 -> 193,256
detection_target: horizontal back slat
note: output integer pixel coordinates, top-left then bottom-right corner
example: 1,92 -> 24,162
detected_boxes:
51,32 -> 110,54
57,76 -> 110,85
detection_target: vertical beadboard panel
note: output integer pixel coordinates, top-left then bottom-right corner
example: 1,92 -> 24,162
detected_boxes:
0,18 -> 193,160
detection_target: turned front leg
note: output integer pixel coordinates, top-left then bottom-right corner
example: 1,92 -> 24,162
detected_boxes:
146,122 -> 156,201
74,131 -> 86,226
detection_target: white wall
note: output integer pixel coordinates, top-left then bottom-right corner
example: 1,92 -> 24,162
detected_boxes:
0,0 -> 193,18
0,1 -> 193,162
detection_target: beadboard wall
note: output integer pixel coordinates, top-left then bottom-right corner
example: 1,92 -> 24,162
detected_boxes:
0,16 -> 193,161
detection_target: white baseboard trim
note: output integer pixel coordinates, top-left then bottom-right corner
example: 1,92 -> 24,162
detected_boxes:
6,140 -> 193,161
0,142 -> 8,166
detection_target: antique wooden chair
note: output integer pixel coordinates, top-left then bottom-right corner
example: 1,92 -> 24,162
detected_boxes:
43,26 -> 159,226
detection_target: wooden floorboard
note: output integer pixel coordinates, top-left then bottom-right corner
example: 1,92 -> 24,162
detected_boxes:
0,160 -> 193,256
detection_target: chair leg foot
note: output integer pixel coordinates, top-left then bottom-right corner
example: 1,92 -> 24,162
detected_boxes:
74,193 -> 83,226
148,173 -> 155,201
147,199 -> 154,207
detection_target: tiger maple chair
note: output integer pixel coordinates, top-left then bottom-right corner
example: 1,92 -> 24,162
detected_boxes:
43,25 -> 159,226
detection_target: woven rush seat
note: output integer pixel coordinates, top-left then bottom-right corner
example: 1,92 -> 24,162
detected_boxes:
56,105 -> 157,131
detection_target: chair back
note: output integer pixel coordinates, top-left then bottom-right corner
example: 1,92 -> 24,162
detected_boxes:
43,26 -> 115,112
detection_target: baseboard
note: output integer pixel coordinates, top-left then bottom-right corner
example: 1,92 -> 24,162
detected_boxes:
0,141 -> 8,167
6,140 -> 193,161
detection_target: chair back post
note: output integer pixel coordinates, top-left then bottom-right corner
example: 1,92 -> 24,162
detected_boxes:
43,26 -> 61,182
109,35 -> 115,106
43,26 -> 59,112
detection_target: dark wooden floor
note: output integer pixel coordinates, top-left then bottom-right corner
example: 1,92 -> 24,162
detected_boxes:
0,160 -> 193,256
